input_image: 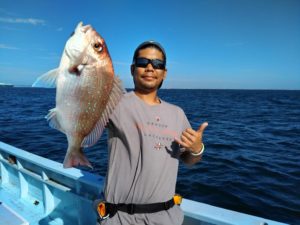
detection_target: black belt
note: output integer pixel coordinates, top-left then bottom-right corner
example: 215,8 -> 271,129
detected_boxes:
96,195 -> 182,220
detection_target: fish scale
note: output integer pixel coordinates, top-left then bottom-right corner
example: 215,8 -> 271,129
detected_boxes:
32,22 -> 125,168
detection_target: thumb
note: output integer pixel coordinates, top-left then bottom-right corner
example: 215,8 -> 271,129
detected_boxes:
197,122 -> 208,134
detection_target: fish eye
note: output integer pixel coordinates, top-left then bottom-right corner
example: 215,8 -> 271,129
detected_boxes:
93,42 -> 103,52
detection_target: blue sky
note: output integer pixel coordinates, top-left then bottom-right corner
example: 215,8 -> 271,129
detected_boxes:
0,0 -> 299,89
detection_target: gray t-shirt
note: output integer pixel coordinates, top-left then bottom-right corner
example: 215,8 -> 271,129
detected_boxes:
101,91 -> 191,225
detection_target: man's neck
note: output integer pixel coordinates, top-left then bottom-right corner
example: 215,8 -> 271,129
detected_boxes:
134,90 -> 161,105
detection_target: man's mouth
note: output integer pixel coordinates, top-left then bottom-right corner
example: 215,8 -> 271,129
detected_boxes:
141,75 -> 156,81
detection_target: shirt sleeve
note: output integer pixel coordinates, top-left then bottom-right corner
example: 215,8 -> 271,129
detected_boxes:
179,107 -> 191,132
108,94 -> 123,128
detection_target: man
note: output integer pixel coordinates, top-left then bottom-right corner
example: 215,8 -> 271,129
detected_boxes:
97,41 -> 208,224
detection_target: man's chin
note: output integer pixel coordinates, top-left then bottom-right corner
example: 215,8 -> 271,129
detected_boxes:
139,81 -> 158,89
135,85 -> 158,93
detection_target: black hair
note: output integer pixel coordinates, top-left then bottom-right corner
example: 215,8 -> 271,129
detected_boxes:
132,41 -> 167,64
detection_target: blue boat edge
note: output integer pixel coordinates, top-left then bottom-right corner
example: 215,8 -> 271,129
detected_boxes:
0,141 -> 289,225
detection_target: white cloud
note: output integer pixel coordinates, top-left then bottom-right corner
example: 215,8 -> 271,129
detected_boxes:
0,17 -> 45,25
0,44 -> 19,50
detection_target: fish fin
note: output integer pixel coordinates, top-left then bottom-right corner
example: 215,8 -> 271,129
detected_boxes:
81,76 -> 126,147
75,21 -> 83,31
63,148 -> 93,169
45,108 -> 65,133
32,68 -> 59,88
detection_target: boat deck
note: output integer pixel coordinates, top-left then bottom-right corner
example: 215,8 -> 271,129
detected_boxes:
0,141 -> 288,225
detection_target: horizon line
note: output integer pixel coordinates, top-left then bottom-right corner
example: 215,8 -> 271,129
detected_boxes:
9,85 -> 300,91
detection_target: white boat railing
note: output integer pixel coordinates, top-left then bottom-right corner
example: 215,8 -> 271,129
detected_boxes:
0,141 -> 289,225
0,141 -> 102,225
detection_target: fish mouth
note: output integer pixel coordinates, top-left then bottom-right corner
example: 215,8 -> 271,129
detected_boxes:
78,22 -> 92,33
69,63 -> 89,75
68,54 -> 90,75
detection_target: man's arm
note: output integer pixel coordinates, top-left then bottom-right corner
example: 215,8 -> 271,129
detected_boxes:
175,122 -> 208,166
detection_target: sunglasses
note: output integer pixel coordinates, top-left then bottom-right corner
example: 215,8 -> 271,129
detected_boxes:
134,57 -> 166,70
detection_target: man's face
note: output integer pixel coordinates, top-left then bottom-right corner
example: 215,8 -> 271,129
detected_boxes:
131,47 -> 167,93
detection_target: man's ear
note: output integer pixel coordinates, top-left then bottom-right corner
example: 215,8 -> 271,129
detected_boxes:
130,64 -> 135,76
163,68 -> 167,80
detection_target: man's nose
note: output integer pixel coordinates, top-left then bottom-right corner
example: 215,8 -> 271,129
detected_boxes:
145,63 -> 154,71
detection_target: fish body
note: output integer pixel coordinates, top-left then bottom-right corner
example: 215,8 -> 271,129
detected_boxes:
33,22 -> 124,168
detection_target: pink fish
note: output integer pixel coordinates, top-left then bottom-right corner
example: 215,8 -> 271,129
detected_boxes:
33,22 -> 124,168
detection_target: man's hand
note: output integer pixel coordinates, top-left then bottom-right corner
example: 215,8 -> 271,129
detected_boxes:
175,122 -> 208,154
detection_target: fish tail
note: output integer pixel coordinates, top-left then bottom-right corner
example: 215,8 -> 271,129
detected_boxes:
63,146 -> 93,169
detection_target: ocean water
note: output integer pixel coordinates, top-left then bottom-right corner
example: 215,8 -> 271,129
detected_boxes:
0,87 -> 299,224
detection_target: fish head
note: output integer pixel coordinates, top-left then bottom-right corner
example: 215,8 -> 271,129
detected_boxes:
65,22 -> 112,68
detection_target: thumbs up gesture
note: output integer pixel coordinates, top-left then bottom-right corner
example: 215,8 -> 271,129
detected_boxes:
175,122 -> 208,154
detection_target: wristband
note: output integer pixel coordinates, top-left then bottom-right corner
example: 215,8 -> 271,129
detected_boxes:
190,143 -> 205,156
